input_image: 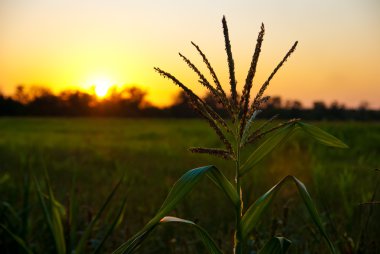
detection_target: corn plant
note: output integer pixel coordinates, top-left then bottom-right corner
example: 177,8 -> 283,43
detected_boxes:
113,16 -> 347,254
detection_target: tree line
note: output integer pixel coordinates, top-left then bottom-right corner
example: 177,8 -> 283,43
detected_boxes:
0,85 -> 379,120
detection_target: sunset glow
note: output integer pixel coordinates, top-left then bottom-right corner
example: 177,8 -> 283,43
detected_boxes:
92,78 -> 112,98
0,0 -> 379,108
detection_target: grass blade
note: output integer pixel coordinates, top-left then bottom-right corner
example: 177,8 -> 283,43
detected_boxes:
69,170 -> 78,251
240,124 -> 298,175
241,175 -> 336,254
21,158 -> 31,240
93,196 -> 127,254
113,165 -> 236,253
258,237 -> 291,254
112,226 -> 157,254
297,122 -> 348,148
0,224 -> 34,254
160,216 -> 223,254
75,179 -> 122,254
33,167 -> 66,254
42,168 -> 66,254
1,202 -> 20,229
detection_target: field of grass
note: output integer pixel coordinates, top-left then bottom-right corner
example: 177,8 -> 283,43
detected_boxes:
1,118 -> 379,253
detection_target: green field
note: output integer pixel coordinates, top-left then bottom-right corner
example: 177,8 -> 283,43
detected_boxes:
1,118 -> 379,253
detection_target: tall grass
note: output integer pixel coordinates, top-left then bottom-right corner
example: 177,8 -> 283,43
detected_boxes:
0,158 -> 127,254
113,16 -> 348,254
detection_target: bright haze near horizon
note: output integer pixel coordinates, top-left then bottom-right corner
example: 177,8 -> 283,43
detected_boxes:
1,0 -> 379,108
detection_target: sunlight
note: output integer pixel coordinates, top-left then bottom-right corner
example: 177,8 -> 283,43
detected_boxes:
93,78 -> 112,97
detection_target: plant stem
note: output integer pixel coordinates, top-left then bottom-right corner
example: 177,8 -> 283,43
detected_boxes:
234,123 -> 243,254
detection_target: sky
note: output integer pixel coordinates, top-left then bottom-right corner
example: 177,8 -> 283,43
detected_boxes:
1,0 -> 379,108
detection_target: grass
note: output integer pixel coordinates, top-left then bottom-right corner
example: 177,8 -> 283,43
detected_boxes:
0,118 -> 379,253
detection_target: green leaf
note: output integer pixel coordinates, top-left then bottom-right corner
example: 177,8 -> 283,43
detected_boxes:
258,237 -> 291,254
206,166 -> 240,208
240,124 -> 298,175
297,122 -> 348,148
241,175 -> 336,254
113,165 -> 236,253
156,165 -> 237,221
0,224 -> 34,254
34,171 -> 66,254
160,216 -> 223,254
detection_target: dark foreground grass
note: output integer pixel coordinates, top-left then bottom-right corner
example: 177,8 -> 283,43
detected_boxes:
0,118 -> 379,253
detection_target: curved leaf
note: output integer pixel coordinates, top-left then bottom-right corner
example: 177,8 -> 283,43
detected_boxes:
240,124 -> 299,175
258,237 -> 291,254
207,167 -> 240,208
241,175 -> 336,254
34,176 -> 66,254
160,216 -> 223,254
297,122 -> 348,148
113,165 -> 236,253
156,165 -> 238,220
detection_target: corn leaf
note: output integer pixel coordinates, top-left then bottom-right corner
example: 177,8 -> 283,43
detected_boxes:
240,124 -> 298,175
297,122 -> 348,148
113,165 -> 236,253
241,175 -> 336,254
160,216 -> 223,254
156,165 -> 238,221
258,237 -> 291,254
206,166 -> 240,208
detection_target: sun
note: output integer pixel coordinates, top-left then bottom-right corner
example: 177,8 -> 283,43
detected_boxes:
93,78 -> 112,98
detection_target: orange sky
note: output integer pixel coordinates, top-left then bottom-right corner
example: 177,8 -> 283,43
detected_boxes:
1,0 -> 379,108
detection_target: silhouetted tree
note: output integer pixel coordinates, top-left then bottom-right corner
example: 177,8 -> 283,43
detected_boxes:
0,93 -> 25,115
121,87 -> 147,117
0,85 -> 379,120
29,96 -> 61,115
358,101 -> 369,111
64,91 -> 93,116
329,101 -> 346,120
13,85 -> 29,104
312,101 -> 328,120
265,96 -> 282,110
